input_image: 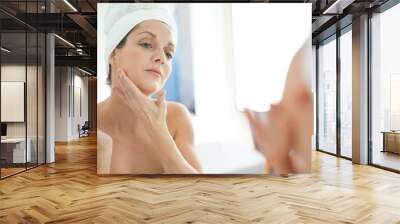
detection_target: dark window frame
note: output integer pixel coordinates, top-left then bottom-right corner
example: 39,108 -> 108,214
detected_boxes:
315,0 -> 400,173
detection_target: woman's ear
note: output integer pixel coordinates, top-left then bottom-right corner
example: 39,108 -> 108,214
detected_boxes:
109,50 -> 119,68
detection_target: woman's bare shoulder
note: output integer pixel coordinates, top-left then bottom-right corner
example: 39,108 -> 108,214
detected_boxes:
166,102 -> 191,120
166,102 -> 192,134
165,102 -> 200,171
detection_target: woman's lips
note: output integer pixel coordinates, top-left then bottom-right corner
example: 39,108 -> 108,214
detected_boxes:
146,69 -> 161,78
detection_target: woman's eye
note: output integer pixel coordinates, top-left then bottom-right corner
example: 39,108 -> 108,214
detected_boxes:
139,43 -> 152,48
165,52 -> 173,60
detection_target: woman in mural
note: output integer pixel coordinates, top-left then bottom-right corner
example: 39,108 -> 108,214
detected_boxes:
97,3 -> 312,175
97,4 -> 201,174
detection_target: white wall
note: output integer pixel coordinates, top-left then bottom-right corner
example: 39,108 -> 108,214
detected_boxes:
55,67 -> 68,141
55,67 -> 89,141
72,73 -> 89,138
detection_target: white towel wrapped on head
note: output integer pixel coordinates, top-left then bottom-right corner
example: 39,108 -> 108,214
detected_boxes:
102,3 -> 178,70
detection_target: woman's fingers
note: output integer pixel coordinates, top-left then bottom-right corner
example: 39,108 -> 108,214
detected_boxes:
155,90 -> 167,119
244,108 -> 258,127
244,105 -> 295,175
117,69 -> 146,105
112,69 -> 150,115
115,69 -> 167,126
244,109 -> 260,139
111,69 -> 127,102
244,109 -> 266,152
155,90 -> 166,107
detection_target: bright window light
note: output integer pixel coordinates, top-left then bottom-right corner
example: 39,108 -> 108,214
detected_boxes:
232,4 -> 311,112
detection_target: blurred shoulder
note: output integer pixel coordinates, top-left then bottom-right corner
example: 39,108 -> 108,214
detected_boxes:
167,101 -> 191,118
166,102 -> 193,134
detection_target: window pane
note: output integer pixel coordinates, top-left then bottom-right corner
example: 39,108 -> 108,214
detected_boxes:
340,29 -> 352,158
318,37 -> 337,154
232,4 -> 310,112
371,3 -> 400,171
27,31 -> 38,169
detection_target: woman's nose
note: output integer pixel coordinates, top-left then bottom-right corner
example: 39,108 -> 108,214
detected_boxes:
153,48 -> 166,64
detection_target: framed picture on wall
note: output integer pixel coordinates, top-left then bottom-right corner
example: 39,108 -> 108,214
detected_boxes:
1,81 -> 25,122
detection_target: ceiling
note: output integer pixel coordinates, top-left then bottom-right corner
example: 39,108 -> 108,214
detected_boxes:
0,0 -> 393,76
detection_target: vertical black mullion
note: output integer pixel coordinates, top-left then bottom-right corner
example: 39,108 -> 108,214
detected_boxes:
25,0 -> 28,171
337,29 -> 341,157
316,44 -> 320,151
0,27 -> 2,179
44,0 -> 47,164
36,0 -> 39,167
59,67 -> 61,117
68,69 -> 71,118
44,33 -> 47,164
367,11 -> 373,165
73,68 -> 75,118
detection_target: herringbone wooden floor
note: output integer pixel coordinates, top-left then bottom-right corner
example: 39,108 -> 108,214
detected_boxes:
1,134 -> 400,223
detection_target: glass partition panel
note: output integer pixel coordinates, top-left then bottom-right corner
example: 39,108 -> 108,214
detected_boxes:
0,0 -> 46,179
1,31 -> 27,178
27,30 -> 38,169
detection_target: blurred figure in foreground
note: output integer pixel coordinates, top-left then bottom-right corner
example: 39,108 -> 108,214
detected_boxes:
244,41 -> 313,176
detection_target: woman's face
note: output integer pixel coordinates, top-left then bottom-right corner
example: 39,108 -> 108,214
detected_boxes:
110,20 -> 175,96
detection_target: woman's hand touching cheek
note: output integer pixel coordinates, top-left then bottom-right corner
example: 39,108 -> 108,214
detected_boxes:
113,68 -> 170,147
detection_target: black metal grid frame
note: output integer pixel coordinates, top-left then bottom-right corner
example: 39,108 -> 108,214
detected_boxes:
0,0 -> 47,180
315,25 -> 353,162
